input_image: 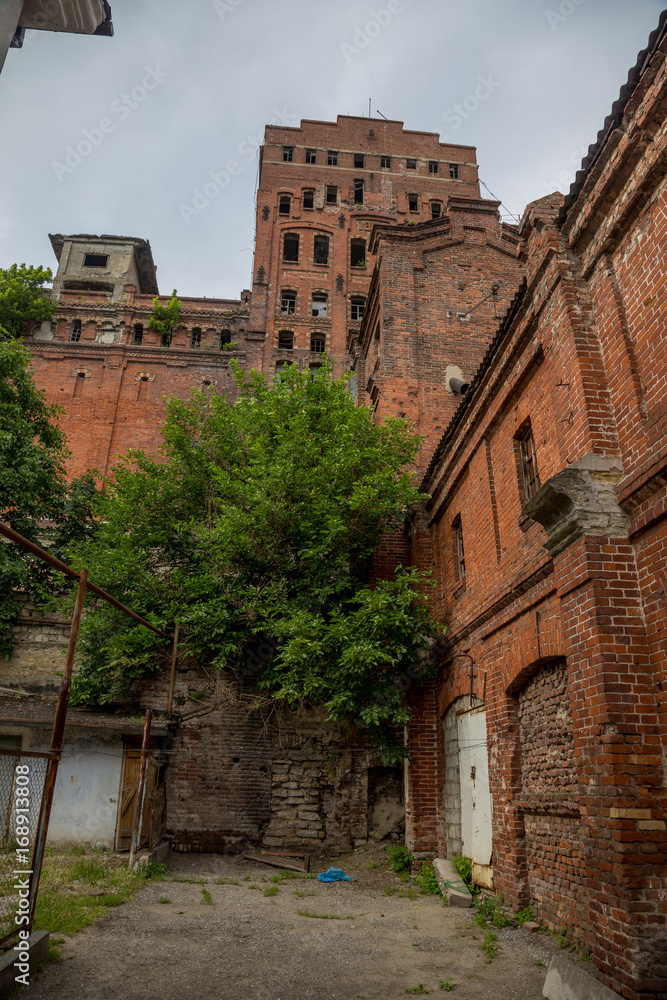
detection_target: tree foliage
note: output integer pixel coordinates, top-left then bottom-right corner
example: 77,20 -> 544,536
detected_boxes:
148,289 -> 181,345
0,264 -> 54,339
67,361 -> 443,758
0,340 -> 98,657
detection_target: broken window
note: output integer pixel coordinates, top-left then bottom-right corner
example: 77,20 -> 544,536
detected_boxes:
408,193 -> 418,212
313,235 -> 330,265
453,516 -> 465,580
132,323 -> 143,345
190,327 -> 201,349
69,320 -> 81,342
326,185 -> 337,204
353,179 -> 364,205
302,189 -> 314,210
161,331 -> 171,347
278,330 -> 294,350
283,234 -> 299,262
83,253 -> 108,267
309,363 -> 322,377
354,153 -> 364,168
279,194 -> 291,215
282,146 -> 293,162
305,148 -> 317,164
449,163 -> 459,179
327,150 -> 338,166
350,296 -> 365,321
220,329 -> 232,349
517,424 -> 540,501
350,239 -> 366,267
381,155 -> 391,168
429,160 -> 439,174
280,290 -> 296,314
431,201 -> 442,219
312,293 -> 328,318
310,334 -> 326,353
275,361 -> 289,380
406,158 -> 417,170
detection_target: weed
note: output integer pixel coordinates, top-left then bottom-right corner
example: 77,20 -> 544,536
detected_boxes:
480,931 -> 499,963
294,890 -> 316,898
516,904 -> 535,925
170,875 -> 203,884
70,845 -> 86,856
473,913 -> 487,928
69,858 -> 107,883
214,877 -> 239,885
201,889 -> 213,905
534,960 -> 546,968
439,981 -> 454,992
141,862 -> 168,881
475,896 -> 514,929
386,843 -> 413,877
263,886 -> 279,897
369,861 -> 378,869
159,897 -> 171,904
297,909 -> 351,920
248,884 -> 259,891
383,886 -> 398,896
414,864 -> 441,897
405,986 -> 429,995
399,886 -> 418,900
450,856 -> 473,891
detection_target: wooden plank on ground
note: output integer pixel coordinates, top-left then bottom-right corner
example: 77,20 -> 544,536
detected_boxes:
243,851 -> 309,873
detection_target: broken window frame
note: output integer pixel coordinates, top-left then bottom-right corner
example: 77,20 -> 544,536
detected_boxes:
311,292 -> 328,318
449,163 -> 459,179
278,194 -> 291,216
190,327 -> 201,349
302,189 -> 315,210
326,185 -> 337,204
283,233 -> 299,262
350,239 -> 366,268
353,179 -> 364,205
429,160 -> 439,174
408,193 -> 419,212
132,323 -> 143,345
280,290 -> 296,315
354,153 -> 364,168
453,515 -> 466,580
431,201 -> 442,219
310,334 -> 326,354
83,253 -> 108,268
313,235 -> 330,265
327,150 -> 338,166
406,158 -> 417,170
516,423 -> 540,502
380,155 -> 391,169
69,319 -> 81,342
278,330 -> 294,351
350,296 -> 365,321
282,146 -> 293,162
305,148 -> 317,164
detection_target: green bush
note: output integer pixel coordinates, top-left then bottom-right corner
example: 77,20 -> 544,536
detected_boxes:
450,855 -> 472,890
414,864 -> 441,896
386,843 -> 413,876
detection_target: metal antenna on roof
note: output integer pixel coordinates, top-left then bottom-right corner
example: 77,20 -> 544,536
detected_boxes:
369,98 -> 371,118
376,110 -> 388,120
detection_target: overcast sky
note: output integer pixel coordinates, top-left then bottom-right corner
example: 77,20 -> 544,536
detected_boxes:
0,0 -> 664,299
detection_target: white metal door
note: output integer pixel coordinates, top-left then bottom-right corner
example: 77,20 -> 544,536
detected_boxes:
458,709 -> 492,869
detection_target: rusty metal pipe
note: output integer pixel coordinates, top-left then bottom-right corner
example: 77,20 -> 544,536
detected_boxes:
128,709 -> 152,871
167,625 -> 180,716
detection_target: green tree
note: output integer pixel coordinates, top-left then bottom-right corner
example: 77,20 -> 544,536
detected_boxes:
67,361 -> 443,758
0,341 -> 98,657
0,264 -> 54,339
148,289 -> 181,347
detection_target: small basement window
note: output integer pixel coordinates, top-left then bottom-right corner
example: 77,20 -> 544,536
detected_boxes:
302,189 -> 314,210
350,296 -> 365,321
431,201 -> 442,219
279,194 -> 291,215
190,327 -> 201,349
406,158 -> 417,169
326,185 -> 337,204
354,153 -> 364,168
449,163 -> 459,179
280,290 -> 296,314
69,319 -> 81,342
132,323 -> 143,345
350,238 -> 366,267
283,146 -> 293,162
429,160 -> 439,174
313,235 -> 330,265
283,234 -> 299,262
83,253 -> 108,267
353,179 -> 364,205
311,293 -> 328,318
381,155 -> 391,168
305,148 -> 317,164
327,150 -> 338,166
310,334 -> 326,353
408,193 -> 418,212
278,330 -> 294,350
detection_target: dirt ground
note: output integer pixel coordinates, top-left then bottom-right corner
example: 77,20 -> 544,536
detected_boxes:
28,843 -> 568,1000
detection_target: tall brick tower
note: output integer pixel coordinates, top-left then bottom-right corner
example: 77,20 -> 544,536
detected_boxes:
247,116 -> 481,377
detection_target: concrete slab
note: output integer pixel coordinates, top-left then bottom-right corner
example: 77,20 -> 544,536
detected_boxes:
433,857 -> 473,908
543,953 -> 623,1000
0,930 -> 49,998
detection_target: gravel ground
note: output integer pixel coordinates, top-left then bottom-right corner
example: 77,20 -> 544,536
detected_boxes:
27,844 -> 569,1000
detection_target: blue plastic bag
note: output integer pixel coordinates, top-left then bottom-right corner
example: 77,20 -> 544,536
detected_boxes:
317,866 -> 357,882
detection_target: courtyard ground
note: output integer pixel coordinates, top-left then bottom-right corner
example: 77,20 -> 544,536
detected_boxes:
27,843 -> 576,1000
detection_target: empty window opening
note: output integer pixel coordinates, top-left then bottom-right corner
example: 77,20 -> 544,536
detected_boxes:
408,193 -> 418,212
353,179 -> 364,205
429,160 -> 439,174
310,334 -> 326,353
220,329 -> 232,349
431,201 -> 442,220
350,296 -> 365,321
279,194 -> 291,215
280,290 -> 296,314
305,148 -> 317,164
354,153 -> 364,168
161,331 -> 171,348
73,372 -> 85,397
275,361 -> 289,381
449,163 -> 459,179
406,158 -> 417,170
302,189 -> 314,210
309,363 -> 322,377
350,239 -> 366,268
313,235 -> 330,265
190,327 -> 201,349
278,330 -> 294,350
381,155 -> 391,168
282,146 -> 293,162
328,150 -> 338,166
83,253 -> 108,268
453,516 -> 465,580
132,323 -> 143,345
283,234 -> 299,262
326,185 -> 337,204
69,320 -> 81,342
517,424 -> 540,501
312,293 -> 328,318
137,375 -> 149,401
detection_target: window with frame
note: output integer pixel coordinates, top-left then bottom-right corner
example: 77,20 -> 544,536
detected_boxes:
406,158 -> 417,170
354,153 -> 364,168
350,296 -> 365,321
327,150 -> 338,166
431,201 -> 442,219
429,160 -> 439,174
310,334 -> 326,353
305,148 -> 317,164
516,423 -> 540,501
350,238 -> 366,267
311,292 -> 328,318
69,319 -> 81,342
83,253 -> 108,267
326,185 -> 337,204
283,233 -> 299,262
283,146 -> 293,162
279,194 -> 291,215
453,516 -> 465,580
302,189 -> 314,210
313,235 -> 329,265
132,323 -> 143,345
381,154 -> 391,168
353,179 -> 364,205
449,163 -> 459,179
280,289 -> 296,314
408,192 -> 418,212
278,330 -> 294,350
190,327 -> 201,349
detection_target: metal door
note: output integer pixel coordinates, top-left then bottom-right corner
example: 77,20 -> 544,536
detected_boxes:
458,708 -> 493,884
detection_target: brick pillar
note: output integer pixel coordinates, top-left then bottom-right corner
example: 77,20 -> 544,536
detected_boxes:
404,680 -> 444,852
